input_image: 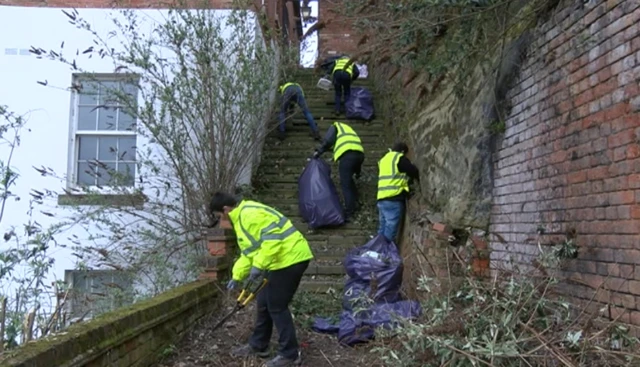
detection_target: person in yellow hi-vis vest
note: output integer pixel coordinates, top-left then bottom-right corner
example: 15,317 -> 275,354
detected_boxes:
277,82 -> 321,141
377,142 -> 420,242
209,192 -> 314,367
312,121 -> 365,221
331,55 -> 360,116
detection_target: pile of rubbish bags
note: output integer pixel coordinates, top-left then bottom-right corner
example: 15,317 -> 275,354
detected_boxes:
312,235 -> 422,346
298,158 -> 345,229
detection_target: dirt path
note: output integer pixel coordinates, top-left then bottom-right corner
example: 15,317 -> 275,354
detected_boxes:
159,292 -> 382,367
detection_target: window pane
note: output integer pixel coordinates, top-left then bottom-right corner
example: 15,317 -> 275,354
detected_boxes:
78,136 -> 98,160
100,81 -> 120,106
117,109 -> 136,131
77,106 -> 97,130
118,137 -> 137,161
97,107 -> 117,131
96,162 -> 116,186
98,137 -> 118,162
78,81 -> 99,105
77,162 -> 96,186
123,83 -> 138,103
117,163 -> 135,186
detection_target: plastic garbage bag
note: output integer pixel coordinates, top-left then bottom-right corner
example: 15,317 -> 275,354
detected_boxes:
345,87 -> 375,121
298,158 -> 345,228
343,235 -> 403,310
311,235 -> 422,345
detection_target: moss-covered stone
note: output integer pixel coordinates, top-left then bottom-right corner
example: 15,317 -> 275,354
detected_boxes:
0,280 -> 218,367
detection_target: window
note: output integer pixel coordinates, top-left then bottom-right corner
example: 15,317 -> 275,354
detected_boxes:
64,269 -> 134,322
69,74 -> 139,189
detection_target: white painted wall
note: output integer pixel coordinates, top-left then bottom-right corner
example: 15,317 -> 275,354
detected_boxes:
0,6 -> 268,315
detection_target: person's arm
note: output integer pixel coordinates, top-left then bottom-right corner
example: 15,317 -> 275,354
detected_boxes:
352,64 -> 360,80
315,125 -> 337,156
232,255 -> 252,281
397,156 -> 420,181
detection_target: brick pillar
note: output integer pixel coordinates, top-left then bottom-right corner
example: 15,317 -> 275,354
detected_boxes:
200,214 -> 236,281
469,230 -> 490,278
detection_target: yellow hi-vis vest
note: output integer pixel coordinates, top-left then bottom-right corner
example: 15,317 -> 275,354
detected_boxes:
333,122 -> 364,161
377,151 -> 410,200
278,82 -> 304,97
227,200 -> 314,281
332,57 -> 354,77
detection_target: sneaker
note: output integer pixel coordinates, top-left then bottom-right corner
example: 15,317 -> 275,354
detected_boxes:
230,344 -> 270,359
265,354 -> 302,367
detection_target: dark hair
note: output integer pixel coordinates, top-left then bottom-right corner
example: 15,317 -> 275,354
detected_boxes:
392,142 -> 409,154
209,192 -> 237,213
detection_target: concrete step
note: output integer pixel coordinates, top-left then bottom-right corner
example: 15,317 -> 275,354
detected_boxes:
305,263 -> 344,275
299,279 -> 345,292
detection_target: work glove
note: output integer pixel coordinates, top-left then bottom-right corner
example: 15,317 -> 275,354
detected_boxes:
226,279 -> 239,290
248,266 -> 267,283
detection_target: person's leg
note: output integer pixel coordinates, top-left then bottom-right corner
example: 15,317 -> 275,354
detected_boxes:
333,73 -> 344,114
267,261 -> 309,360
338,152 -> 358,217
296,93 -> 318,135
377,201 -> 387,236
383,200 -> 406,243
248,288 -> 273,351
278,95 -> 290,133
343,77 -> 352,112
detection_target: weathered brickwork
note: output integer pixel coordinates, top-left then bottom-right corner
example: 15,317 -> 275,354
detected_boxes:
490,0 -> 640,324
317,0 -> 359,59
0,280 -> 218,367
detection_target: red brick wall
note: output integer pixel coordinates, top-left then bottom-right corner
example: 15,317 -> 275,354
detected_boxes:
490,0 -> 640,324
317,0 -> 358,59
0,0 -> 233,7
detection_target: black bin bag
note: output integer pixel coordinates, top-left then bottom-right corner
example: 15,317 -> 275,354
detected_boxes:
298,158 -> 345,229
345,87 -> 375,121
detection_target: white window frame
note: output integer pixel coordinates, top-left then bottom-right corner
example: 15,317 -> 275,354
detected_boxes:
66,73 -> 140,194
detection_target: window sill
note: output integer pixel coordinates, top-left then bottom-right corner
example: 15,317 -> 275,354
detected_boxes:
58,192 -> 147,208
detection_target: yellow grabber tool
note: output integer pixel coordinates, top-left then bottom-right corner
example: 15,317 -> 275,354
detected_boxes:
211,278 -> 268,332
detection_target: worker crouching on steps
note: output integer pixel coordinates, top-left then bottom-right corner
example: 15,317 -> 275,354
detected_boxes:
209,192 -> 314,367
377,142 -> 420,243
331,56 -> 360,116
278,82 -> 321,141
312,121 -> 365,222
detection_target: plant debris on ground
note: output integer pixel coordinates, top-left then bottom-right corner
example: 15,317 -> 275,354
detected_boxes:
159,290 -> 382,367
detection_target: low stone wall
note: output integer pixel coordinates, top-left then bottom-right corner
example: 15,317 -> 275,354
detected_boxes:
0,280 -> 218,367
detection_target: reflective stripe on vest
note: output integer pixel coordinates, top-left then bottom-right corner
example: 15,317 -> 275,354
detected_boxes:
333,122 -> 364,161
377,151 -> 409,200
279,82 -> 303,97
238,203 -> 297,256
332,58 -> 353,77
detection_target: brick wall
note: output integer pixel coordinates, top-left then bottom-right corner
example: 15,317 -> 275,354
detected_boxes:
490,0 -> 640,324
0,0 -> 233,7
317,0 -> 358,60
0,280 -> 218,367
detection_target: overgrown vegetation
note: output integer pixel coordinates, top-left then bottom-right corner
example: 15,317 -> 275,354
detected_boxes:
1,0 -> 299,350
370,234 -> 639,366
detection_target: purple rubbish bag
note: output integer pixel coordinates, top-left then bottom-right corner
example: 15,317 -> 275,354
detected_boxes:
298,158 -> 345,228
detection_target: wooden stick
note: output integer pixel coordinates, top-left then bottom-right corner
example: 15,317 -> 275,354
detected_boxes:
0,297 -> 7,352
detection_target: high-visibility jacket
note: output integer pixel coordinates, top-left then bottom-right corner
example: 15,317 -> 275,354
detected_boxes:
278,82 -> 304,97
333,122 -> 364,161
332,57 -> 354,77
377,151 -> 409,200
228,200 -> 314,281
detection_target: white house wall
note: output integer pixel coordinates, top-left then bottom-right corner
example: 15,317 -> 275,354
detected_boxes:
0,6 -> 264,303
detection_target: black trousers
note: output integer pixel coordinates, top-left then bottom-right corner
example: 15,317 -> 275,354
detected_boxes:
338,150 -> 364,217
249,260 -> 309,360
333,70 -> 352,113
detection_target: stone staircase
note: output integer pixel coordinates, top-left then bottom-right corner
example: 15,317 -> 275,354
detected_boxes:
254,68 -> 390,291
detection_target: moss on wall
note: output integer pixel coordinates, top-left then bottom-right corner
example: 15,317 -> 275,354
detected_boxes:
370,0 -> 560,228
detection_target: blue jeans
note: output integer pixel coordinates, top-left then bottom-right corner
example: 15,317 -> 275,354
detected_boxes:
279,86 -> 317,133
377,200 -> 405,243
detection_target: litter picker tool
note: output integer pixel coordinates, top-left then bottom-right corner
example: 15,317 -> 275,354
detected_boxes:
211,277 -> 268,333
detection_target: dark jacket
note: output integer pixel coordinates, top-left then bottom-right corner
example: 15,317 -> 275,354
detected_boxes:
315,125 -> 338,156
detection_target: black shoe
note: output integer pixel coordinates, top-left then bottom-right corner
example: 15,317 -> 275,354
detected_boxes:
278,131 -> 286,141
334,110 -> 340,117
312,131 -> 322,141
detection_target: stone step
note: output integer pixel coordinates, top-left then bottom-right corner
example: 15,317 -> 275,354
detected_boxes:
299,279 -> 345,292
304,264 -> 344,275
